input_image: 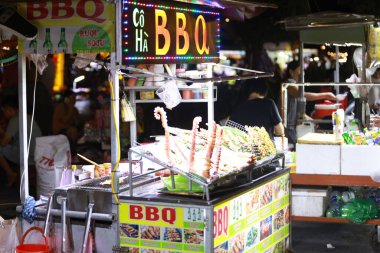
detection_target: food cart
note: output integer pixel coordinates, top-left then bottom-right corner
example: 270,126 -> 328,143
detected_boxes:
281,13 -> 380,249
13,0 -> 290,252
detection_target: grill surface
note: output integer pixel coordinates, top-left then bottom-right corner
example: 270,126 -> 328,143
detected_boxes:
72,174 -> 157,192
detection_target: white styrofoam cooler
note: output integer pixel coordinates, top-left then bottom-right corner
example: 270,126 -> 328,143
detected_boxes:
296,143 -> 340,174
292,188 -> 330,217
341,145 -> 380,176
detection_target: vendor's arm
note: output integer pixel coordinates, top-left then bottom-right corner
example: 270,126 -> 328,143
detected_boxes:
274,122 -> 285,136
287,85 -> 299,97
304,92 -> 336,101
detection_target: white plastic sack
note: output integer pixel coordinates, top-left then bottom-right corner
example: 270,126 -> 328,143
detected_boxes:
34,135 -> 71,197
0,216 -> 19,252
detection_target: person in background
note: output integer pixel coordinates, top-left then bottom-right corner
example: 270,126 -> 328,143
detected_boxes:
368,67 -> 380,114
229,79 -> 284,140
285,60 -> 337,147
0,95 -> 42,187
52,90 -> 80,151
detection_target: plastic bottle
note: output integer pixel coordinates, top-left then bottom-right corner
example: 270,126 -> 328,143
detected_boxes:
326,202 -> 342,217
341,198 -> 378,224
330,191 -> 343,205
342,191 -> 355,203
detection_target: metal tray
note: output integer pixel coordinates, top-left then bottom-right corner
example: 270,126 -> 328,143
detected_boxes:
128,146 -> 284,200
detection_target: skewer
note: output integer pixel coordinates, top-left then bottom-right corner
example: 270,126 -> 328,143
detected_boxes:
77,153 -> 100,167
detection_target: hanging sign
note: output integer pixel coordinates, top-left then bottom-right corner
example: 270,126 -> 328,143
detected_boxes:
122,0 -> 221,64
17,0 -> 115,54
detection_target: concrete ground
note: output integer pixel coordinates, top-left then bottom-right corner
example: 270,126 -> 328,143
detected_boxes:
292,221 -> 380,253
1,182 -> 380,253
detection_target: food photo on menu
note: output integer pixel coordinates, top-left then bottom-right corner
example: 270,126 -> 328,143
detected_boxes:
141,249 -> 161,253
273,176 -> 289,200
163,228 -> 182,242
285,206 -> 290,224
260,216 -> 273,240
245,223 -> 259,248
229,232 -> 245,253
246,189 -> 260,214
214,241 -> 228,253
120,224 -> 139,238
273,209 -> 285,231
273,240 -> 286,253
260,183 -> 273,207
127,247 -> 139,253
141,226 -> 161,240
184,229 -> 204,244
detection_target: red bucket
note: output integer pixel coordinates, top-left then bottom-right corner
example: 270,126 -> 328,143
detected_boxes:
16,226 -> 50,253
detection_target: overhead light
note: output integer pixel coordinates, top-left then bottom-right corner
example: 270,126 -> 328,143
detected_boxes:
225,18 -> 230,22
73,75 -> 85,90
74,75 -> 85,83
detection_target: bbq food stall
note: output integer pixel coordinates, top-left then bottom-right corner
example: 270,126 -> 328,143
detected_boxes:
116,106 -> 290,253
13,0 -> 290,252
112,0 -> 290,252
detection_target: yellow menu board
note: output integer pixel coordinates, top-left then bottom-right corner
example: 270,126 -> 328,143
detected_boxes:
119,203 -> 205,252
213,173 -> 290,253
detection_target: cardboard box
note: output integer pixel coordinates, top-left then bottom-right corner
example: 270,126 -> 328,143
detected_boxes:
341,145 -> 380,176
296,143 -> 341,174
292,187 -> 330,217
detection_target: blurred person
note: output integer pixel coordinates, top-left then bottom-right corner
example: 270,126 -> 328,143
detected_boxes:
52,90 -> 80,150
368,67 -> 380,113
0,95 -> 42,187
229,79 -> 284,140
285,60 -> 336,146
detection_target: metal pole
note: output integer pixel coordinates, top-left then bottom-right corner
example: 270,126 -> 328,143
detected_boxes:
335,45 -> 340,94
206,63 -> 214,128
129,89 -> 137,146
362,45 -> 367,83
18,54 -> 29,202
61,197 -> 67,253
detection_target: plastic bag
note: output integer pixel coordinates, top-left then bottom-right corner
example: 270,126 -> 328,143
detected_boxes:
34,135 -> 71,197
161,174 -> 203,192
0,216 -> 19,252
341,198 -> 378,224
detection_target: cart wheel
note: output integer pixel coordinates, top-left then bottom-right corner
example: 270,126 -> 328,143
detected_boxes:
370,229 -> 380,251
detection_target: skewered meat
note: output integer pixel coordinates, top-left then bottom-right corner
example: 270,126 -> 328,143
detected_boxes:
189,116 -> 202,172
203,121 -> 217,179
154,107 -> 173,165
141,226 -> 160,240
120,225 -> 138,238
165,228 -> 181,242
214,128 -> 223,173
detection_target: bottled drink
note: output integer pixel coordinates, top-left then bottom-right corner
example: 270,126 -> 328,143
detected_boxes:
197,208 -> 201,221
326,203 -> 342,217
43,28 -> 53,53
58,27 -> 68,53
341,198 -> 378,224
29,39 -> 37,53
330,191 -> 343,205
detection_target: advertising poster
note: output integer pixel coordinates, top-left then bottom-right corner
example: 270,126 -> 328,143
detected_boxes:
18,0 -> 115,54
214,173 -> 290,253
119,203 -> 206,252
121,0 -> 220,64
